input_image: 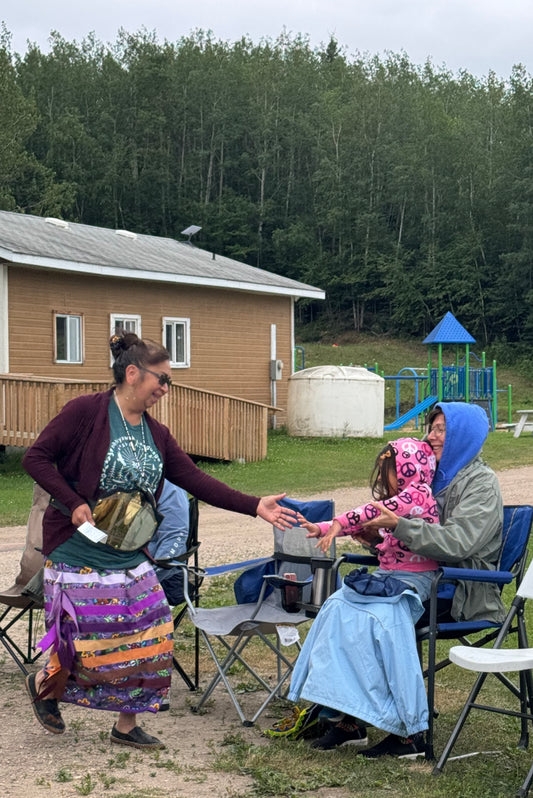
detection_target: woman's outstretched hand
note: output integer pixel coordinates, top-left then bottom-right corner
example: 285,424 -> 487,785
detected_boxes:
256,494 -> 297,530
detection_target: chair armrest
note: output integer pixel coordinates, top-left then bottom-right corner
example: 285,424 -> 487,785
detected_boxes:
439,566 -> 513,585
152,547 -> 198,569
329,553 -> 380,592
159,561 -> 206,613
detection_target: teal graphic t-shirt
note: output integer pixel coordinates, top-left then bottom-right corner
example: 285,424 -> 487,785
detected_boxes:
101,398 -> 162,497
49,399 -> 163,569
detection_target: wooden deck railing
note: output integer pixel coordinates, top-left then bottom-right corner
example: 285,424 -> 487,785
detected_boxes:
0,375 -> 275,461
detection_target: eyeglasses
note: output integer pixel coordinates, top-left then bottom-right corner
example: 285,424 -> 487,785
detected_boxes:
139,367 -> 172,387
428,423 -> 446,436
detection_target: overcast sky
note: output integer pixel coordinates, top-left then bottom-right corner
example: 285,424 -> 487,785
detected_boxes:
2,0 -> 533,80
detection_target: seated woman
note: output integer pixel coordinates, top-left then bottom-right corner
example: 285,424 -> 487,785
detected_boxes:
287,402 -> 504,757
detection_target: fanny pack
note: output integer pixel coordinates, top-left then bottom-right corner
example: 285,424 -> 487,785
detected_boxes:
50,489 -> 162,552
92,491 -> 162,551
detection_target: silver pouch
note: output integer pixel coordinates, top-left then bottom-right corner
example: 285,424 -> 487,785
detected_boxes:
92,491 -> 159,551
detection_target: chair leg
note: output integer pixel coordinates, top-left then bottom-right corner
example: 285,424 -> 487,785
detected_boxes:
192,629 -> 300,726
517,760 -> 533,797
0,605 -> 42,675
425,631 -> 437,760
515,606 -> 533,749
172,654 -> 196,691
172,603 -> 200,691
192,632 -> 253,725
194,626 -> 200,689
518,669 -> 530,750
433,670 -> 489,775
0,633 -> 30,676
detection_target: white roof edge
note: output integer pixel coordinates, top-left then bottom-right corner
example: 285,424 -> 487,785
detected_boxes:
0,250 -> 325,300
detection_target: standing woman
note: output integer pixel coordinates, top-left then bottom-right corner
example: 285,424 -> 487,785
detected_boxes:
22,332 -> 294,750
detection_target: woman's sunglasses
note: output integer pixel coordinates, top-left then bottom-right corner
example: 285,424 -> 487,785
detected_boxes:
139,367 -> 172,387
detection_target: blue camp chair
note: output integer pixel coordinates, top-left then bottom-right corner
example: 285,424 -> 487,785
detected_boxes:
336,504 -> 533,759
179,498 -> 335,725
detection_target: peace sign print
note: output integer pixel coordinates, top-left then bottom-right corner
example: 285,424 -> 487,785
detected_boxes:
400,461 -> 417,479
400,439 -> 419,456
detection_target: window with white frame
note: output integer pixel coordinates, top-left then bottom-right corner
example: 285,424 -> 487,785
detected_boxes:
110,313 -> 141,338
163,317 -> 190,368
110,314 -> 142,366
55,314 -> 83,363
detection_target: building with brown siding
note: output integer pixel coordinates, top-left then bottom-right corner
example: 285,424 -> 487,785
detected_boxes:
0,211 -> 324,428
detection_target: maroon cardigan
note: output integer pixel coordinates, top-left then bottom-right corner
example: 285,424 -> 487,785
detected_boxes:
22,389 -> 260,555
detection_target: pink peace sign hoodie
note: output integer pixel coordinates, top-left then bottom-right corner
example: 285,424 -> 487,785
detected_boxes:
317,438 -> 440,572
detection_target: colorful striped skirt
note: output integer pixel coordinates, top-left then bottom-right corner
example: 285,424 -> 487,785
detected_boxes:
40,559 -> 173,713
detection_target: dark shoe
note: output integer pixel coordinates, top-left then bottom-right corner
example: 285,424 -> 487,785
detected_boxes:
110,724 -> 166,750
311,719 -> 368,750
360,732 -> 427,759
25,672 -> 66,735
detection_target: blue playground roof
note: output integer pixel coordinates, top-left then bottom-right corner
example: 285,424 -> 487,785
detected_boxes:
423,312 -> 476,345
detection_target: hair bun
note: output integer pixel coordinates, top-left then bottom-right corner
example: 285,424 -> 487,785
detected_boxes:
109,331 -> 140,359
109,335 -> 124,359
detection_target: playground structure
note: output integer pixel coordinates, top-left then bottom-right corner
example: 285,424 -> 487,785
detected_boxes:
382,312 -> 507,431
293,313 -> 512,433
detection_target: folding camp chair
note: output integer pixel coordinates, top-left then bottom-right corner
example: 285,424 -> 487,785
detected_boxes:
433,556 -> 533,797
179,498 -> 335,725
0,483 -> 47,674
166,496 -> 203,691
419,503 -> 533,758
145,489 -> 202,691
336,504 -> 533,760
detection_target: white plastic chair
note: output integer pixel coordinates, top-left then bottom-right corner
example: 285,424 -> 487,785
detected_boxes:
434,557 -> 533,797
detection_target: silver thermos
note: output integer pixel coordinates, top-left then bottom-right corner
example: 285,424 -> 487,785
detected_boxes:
310,558 -> 335,606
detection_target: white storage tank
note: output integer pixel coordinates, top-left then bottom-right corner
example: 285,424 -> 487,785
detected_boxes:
287,365 -> 384,438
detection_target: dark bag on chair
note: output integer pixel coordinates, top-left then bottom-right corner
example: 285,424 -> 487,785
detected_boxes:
234,560 -> 276,604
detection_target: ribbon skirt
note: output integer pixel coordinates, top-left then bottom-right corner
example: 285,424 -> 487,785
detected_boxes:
41,560 -> 173,713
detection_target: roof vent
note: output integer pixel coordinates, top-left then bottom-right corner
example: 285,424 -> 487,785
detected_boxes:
45,217 -> 69,230
115,229 -> 138,240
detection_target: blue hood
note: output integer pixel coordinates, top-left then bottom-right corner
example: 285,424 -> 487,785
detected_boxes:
432,402 -> 489,496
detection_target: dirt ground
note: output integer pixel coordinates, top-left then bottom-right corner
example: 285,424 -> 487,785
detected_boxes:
0,467 -> 531,798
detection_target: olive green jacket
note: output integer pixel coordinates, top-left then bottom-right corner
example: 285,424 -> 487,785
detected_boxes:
395,455 -> 505,623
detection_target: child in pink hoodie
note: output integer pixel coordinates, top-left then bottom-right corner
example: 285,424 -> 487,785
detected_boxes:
299,438 -> 439,573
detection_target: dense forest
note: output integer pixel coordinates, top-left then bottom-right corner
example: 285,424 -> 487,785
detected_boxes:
2,25 -> 533,351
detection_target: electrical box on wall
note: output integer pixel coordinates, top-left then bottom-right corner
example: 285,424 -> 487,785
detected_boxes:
270,359 -> 283,380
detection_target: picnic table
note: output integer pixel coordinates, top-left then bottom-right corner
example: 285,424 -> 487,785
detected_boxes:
513,409 -> 533,438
